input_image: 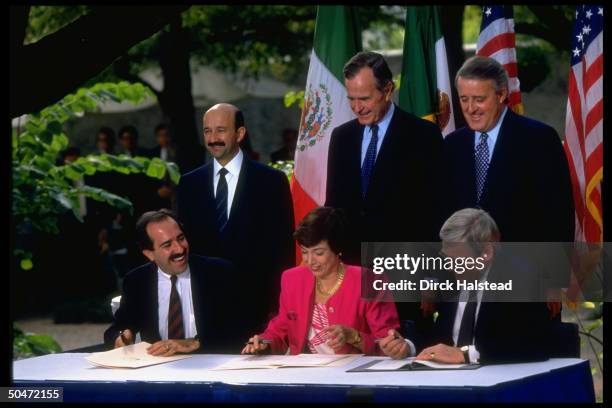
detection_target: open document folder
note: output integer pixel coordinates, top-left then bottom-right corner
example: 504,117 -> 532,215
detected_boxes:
347,357 -> 480,372
85,342 -> 192,369
211,354 -> 363,370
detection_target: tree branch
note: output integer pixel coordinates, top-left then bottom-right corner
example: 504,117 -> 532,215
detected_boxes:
11,5 -> 190,117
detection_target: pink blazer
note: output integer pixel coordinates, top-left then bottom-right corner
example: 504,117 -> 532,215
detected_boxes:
260,264 -> 400,355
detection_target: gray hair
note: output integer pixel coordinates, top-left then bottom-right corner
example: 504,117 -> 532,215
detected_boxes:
455,56 -> 509,93
343,51 -> 394,93
440,208 -> 500,254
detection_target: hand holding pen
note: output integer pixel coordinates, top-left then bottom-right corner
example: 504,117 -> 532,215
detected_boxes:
377,329 -> 409,360
114,329 -> 134,348
241,334 -> 271,354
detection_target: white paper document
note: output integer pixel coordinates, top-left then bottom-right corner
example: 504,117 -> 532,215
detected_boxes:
212,354 -> 361,370
363,357 -> 469,370
85,342 -> 192,369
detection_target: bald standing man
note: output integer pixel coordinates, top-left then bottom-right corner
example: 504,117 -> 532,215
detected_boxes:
177,103 -> 295,340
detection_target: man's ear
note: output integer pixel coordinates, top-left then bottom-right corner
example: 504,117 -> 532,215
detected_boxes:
236,127 -> 246,144
498,87 -> 509,104
481,243 -> 494,263
142,249 -> 155,262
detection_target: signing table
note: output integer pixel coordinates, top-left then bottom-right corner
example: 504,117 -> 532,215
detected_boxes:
13,354 -> 594,402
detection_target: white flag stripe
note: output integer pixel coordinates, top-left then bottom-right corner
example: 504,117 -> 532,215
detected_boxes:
435,37 -> 455,136
477,18 -> 516,48
585,121 -> 603,158
572,65 -> 586,109
508,77 -> 520,92
565,118 -> 586,201
488,48 -> 518,66
294,50 -> 355,205
584,32 -> 604,66
585,77 -> 603,111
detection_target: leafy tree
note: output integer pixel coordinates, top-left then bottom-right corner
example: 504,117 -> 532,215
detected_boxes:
20,6 -> 403,173
13,82 -> 180,269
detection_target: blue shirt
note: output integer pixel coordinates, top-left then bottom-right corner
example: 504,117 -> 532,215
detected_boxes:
474,106 -> 508,162
361,102 -> 395,166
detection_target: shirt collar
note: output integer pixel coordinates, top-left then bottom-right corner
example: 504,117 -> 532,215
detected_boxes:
213,148 -> 244,177
371,102 -> 395,135
477,106 -> 507,140
157,265 -> 191,281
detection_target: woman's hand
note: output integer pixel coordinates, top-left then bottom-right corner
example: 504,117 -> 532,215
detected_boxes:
241,334 -> 270,354
325,325 -> 358,351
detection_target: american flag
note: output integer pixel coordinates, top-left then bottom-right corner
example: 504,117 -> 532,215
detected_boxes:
564,5 -> 604,243
476,5 -> 523,114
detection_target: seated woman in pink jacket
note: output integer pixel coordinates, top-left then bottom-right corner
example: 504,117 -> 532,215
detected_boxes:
241,206 -> 400,355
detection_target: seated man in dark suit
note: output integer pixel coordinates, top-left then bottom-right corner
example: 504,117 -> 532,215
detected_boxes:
104,209 -> 240,355
379,208 -> 552,364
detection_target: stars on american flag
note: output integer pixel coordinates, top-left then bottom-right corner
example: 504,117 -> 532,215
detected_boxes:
571,5 -> 603,61
484,7 -> 492,17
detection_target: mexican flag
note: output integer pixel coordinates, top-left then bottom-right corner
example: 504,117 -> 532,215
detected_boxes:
291,5 -> 361,261
399,6 -> 455,137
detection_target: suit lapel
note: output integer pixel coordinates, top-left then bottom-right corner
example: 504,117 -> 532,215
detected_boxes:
148,263 -> 160,340
190,262 -> 204,338
225,158 -> 249,234
481,110 -> 514,204
349,121 -> 365,183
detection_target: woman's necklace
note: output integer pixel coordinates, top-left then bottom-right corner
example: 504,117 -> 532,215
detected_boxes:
316,263 -> 345,297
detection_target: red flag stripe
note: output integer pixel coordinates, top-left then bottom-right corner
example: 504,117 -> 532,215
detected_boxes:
476,33 -> 516,57
584,54 -> 604,93
585,99 -> 603,137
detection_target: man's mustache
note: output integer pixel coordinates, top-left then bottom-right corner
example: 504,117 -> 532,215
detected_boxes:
208,141 -> 225,147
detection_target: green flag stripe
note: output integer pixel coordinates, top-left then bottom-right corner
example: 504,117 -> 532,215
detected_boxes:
399,6 -> 442,118
313,5 -> 362,84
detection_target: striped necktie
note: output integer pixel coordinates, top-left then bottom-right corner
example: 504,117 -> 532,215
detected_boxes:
168,275 -> 185,339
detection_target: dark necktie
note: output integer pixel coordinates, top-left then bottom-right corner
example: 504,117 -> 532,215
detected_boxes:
457,290 -> 478,346
215,167 -> 229,233
475,132 -> 490,205
361,124 -> 379,196
168,275 -> 185,339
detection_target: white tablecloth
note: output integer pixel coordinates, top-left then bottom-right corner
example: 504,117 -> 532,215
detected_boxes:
13,354 -> 587,388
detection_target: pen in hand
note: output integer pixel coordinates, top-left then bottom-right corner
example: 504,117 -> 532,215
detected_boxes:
374,334 -> 401,343
120,330 -> 131,345
245,339 -> 273,345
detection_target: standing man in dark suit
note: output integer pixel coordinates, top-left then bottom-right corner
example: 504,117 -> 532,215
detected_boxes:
379,208 -> 552,364
325,51 -> 444,267
177,103 -> 295,339
442,56 -> 574,318
104,209 -> 241,354
442,56 -> 574,243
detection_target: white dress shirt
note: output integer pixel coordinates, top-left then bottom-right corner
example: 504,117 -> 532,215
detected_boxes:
213,149 -> 244,218
157,266 -> 197,340
451,266 -> 492,363
474,106 -> 508,162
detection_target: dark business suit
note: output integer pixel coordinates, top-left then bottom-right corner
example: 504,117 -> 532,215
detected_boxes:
176,155 -> 295,339
104,255 -> 242,353
441,109 -> 574,243
325,105 -> 444,265
442,109 -> 575,297
416,252 -> 552,364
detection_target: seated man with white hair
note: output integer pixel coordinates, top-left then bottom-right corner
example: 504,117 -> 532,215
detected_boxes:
379,208 -> 552,364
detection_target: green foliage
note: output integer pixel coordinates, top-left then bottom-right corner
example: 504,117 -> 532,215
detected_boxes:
516,44 -> 552,92
13,324 -> 62,360
24,6 -> 90,44
284,90 -> 305,110
12,82 -> 180,270
268,160 -> 294,183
